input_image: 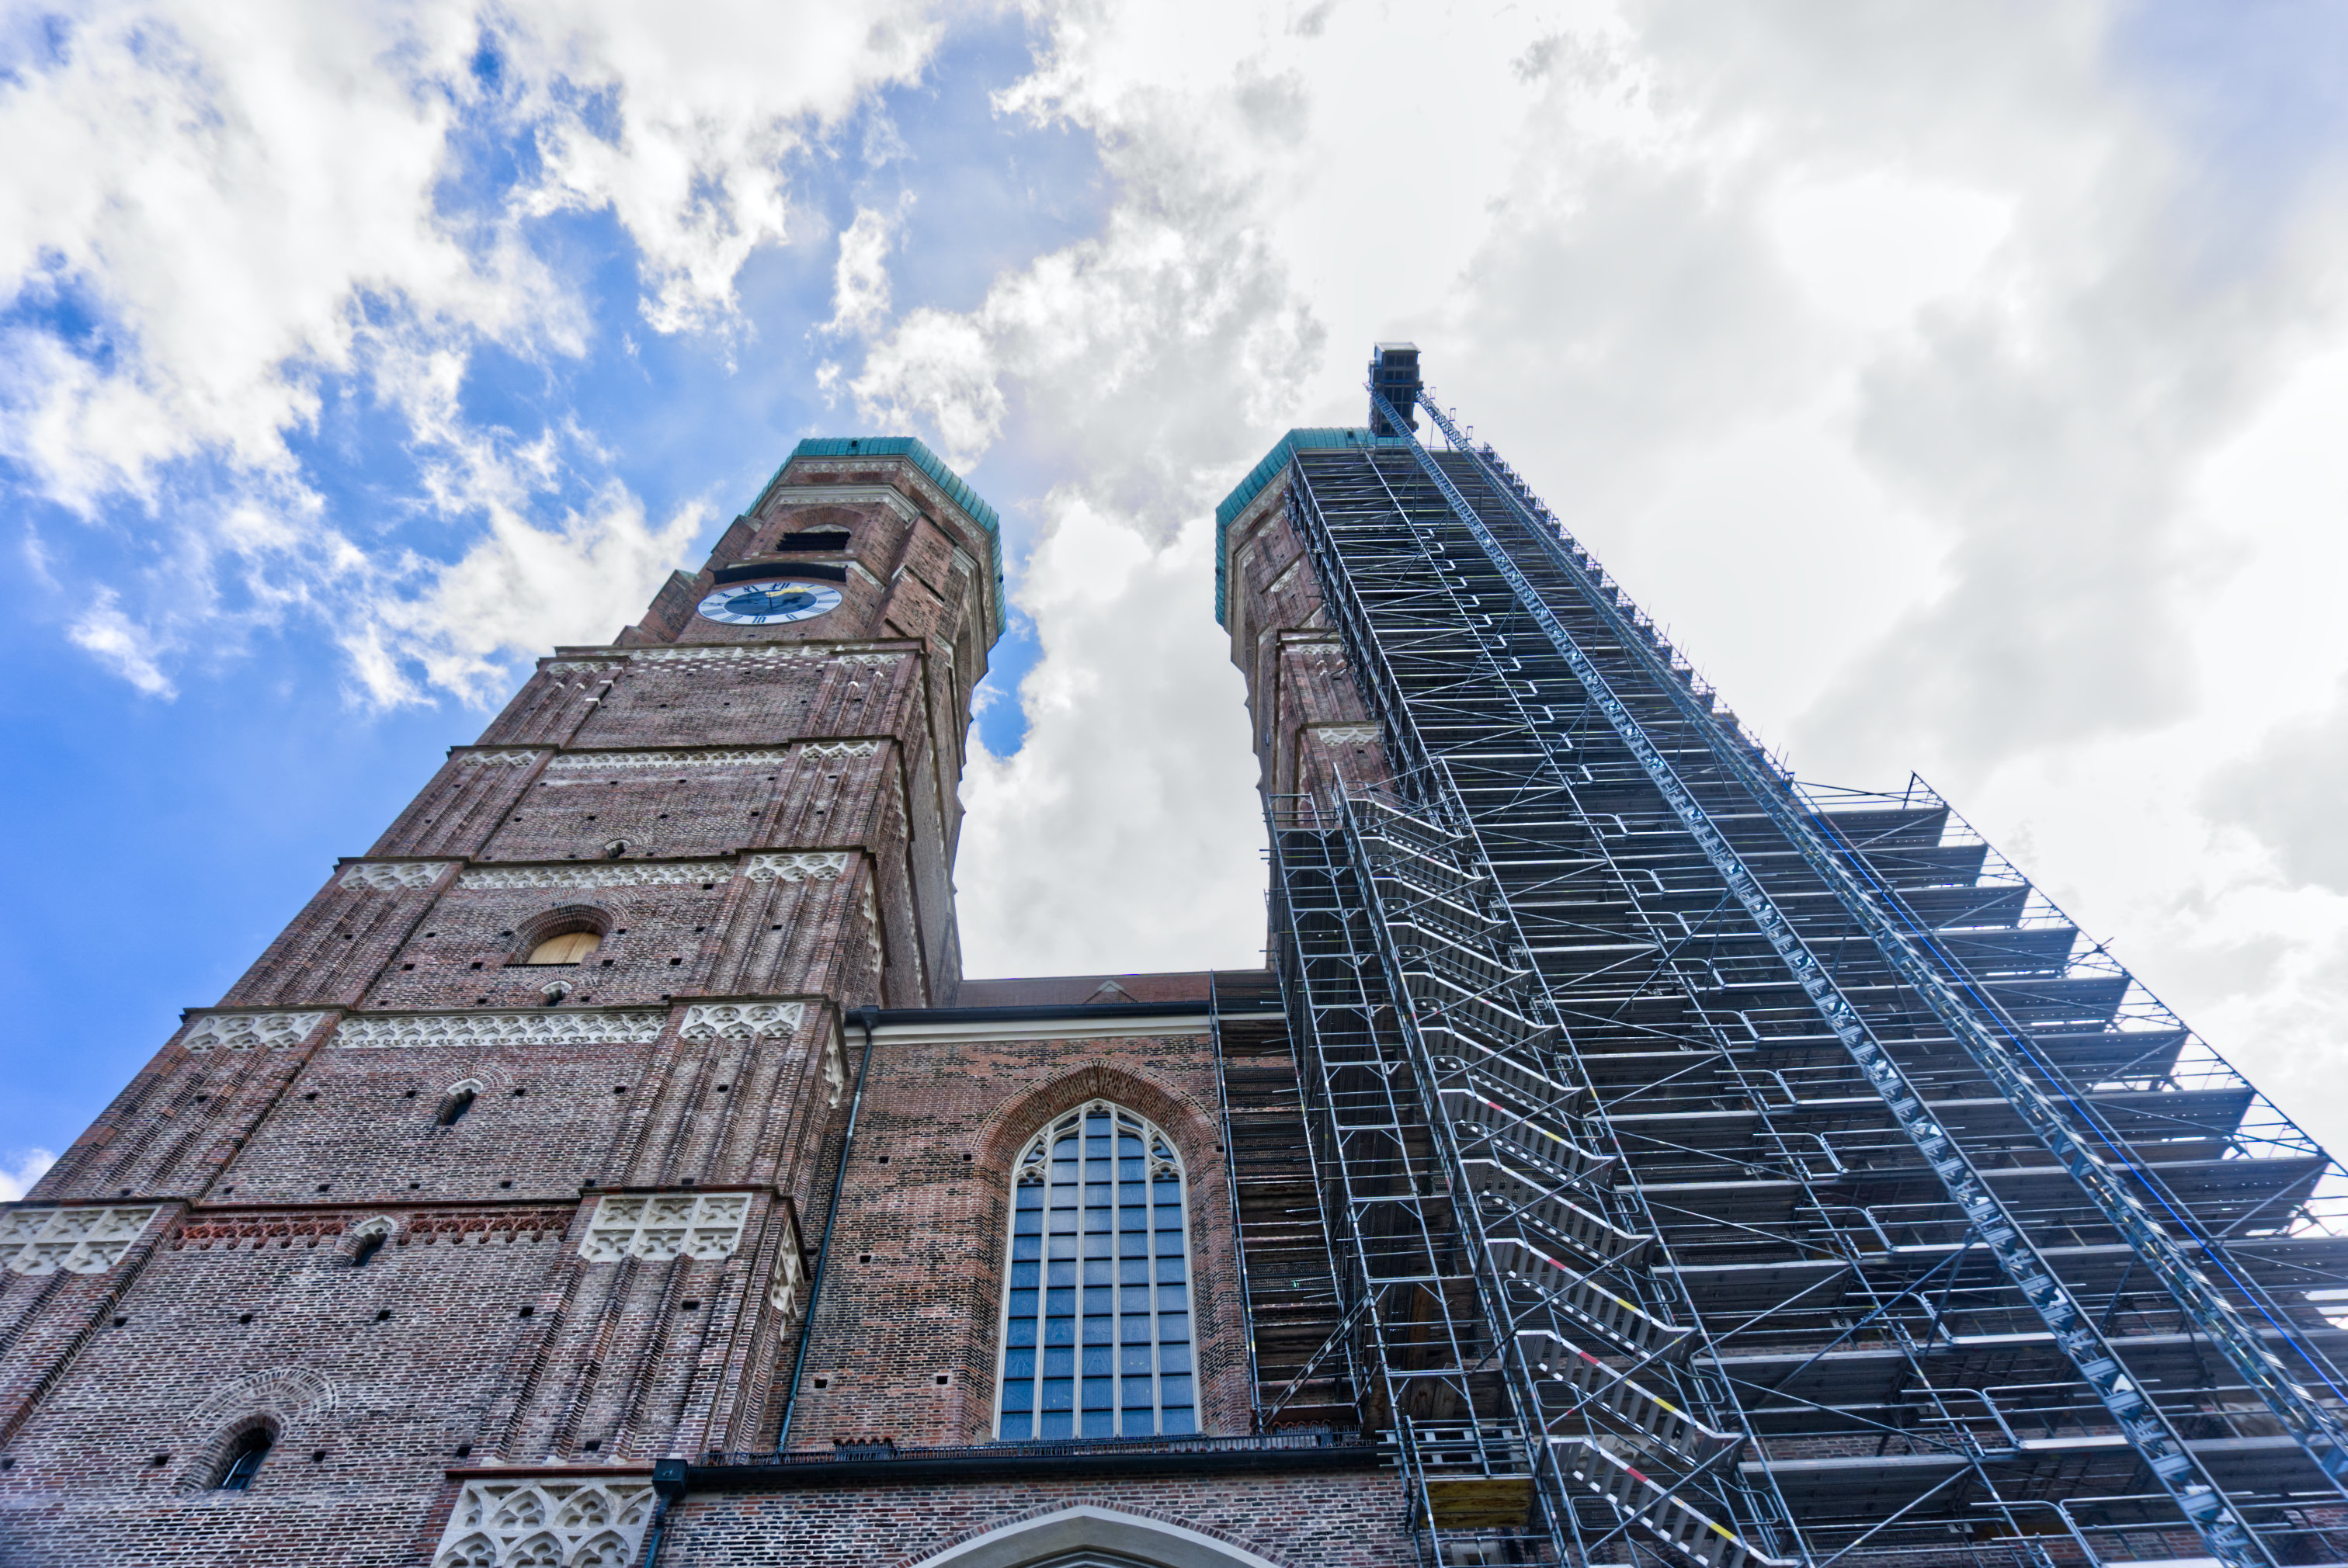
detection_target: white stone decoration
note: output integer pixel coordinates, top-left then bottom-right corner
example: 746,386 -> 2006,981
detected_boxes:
679,1002 -> 805,1042
431,1476 -> 655,1568
769,1208 -> 807,1322
457,749 -> 543,767
631,644 -> 904,666
821,1025 -> 848,1108
335,1011 -> 665,1049
180,1011 -> 332,1053
742,852 -> 850,883
544,661 -> 623,675
578,1193 -> 751,1262
2,1205 -> 158,1275
457,861 -> 734,891
546,749 -> 789,772
801,739 -> 880,759
339,862 -> 453,890
1311,725 -> 1381,745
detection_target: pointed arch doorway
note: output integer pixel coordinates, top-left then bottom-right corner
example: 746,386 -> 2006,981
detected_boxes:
906,1504 -> 1287,1568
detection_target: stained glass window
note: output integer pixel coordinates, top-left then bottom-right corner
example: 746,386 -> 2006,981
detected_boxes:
996,1102 -> 1194,1440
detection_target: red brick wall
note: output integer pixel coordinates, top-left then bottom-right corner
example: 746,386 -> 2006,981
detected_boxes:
657,1475 -> 1415,1566
783,1025 -> 1250,1452
1220,483 -> 1393,810
0,449 -> 1018,1563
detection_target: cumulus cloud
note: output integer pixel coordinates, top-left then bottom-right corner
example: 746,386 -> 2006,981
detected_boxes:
826,0 -> 2348,1159
957,497 -> 1265,976
825,200 -> 912,338
0,0 -> 942,702
0,1148 -> 56,1203
68,589 -> 175,698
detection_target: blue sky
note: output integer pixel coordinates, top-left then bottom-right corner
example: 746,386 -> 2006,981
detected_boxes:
8,0 -> 2348,1189
0,5 -> 1098,1171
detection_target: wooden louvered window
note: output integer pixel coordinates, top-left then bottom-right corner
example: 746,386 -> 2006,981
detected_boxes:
523,931 -> 599,965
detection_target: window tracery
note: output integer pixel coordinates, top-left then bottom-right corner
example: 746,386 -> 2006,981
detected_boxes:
996,1101 -> 1194,1440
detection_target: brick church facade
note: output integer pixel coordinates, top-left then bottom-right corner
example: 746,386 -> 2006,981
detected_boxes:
22,353 -> 2335,1568
0,436 -> 1401,1566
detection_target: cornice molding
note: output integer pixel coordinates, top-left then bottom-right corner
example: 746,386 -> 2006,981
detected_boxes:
871,1013 -> 1214,1046
334,1010 -> 667,1049
760,481 -> 921,522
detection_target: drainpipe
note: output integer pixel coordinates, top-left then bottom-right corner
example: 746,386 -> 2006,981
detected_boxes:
776,1003 -> 879,1451
637,1460 -> 686,1568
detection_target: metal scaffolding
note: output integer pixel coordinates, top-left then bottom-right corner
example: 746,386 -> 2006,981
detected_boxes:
1256,349 -> 2348,1568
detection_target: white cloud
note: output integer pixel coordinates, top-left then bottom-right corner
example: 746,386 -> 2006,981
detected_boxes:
0,0 -> 943,702
957,496 -> 1265,977
825,199 -> 911,338
0,1148 -> 57,1202
849,0 -> 2348,1158
354,482 -> 709,706
68,588 -> 175,698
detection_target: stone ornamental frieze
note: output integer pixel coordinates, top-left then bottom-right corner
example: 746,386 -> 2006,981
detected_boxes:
1312,725 -> 1381,744
578,1192 -> 751,1261
631,644 -> 906,666
455,748 -> 543,767
801,739 -> 881,758
2,1206 -> 159,1275
679,1001 -> 807,1041
179,1011 -> 332,1053
545,748 -> 792,772
432,1476 -> 655,1568
742,851 -> 852,882
457,860 -> 735,891
333,1010 -> 667,1049
339,861 -> 454,890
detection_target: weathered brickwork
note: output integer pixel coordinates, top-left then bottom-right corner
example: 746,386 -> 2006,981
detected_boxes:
0,441 -> 1405,1566
657,1476 -> 1414,1566
783,1022 -> 1250,1452
1221,487 -> 1395,807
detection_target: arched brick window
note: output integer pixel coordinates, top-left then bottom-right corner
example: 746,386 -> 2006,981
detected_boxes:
213,1427 -> 273,1491
523,930 -> 599,965
996,1101 -> 1194,1440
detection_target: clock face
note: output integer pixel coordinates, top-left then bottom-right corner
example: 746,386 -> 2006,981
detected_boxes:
696,580 -> 842,626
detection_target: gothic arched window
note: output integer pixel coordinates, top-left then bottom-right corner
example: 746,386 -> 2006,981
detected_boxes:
997,1102 -> 1194,1440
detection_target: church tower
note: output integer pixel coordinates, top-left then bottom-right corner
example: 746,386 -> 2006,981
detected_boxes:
19,346 -> 2330,1568
1,433 -> 1404,1568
